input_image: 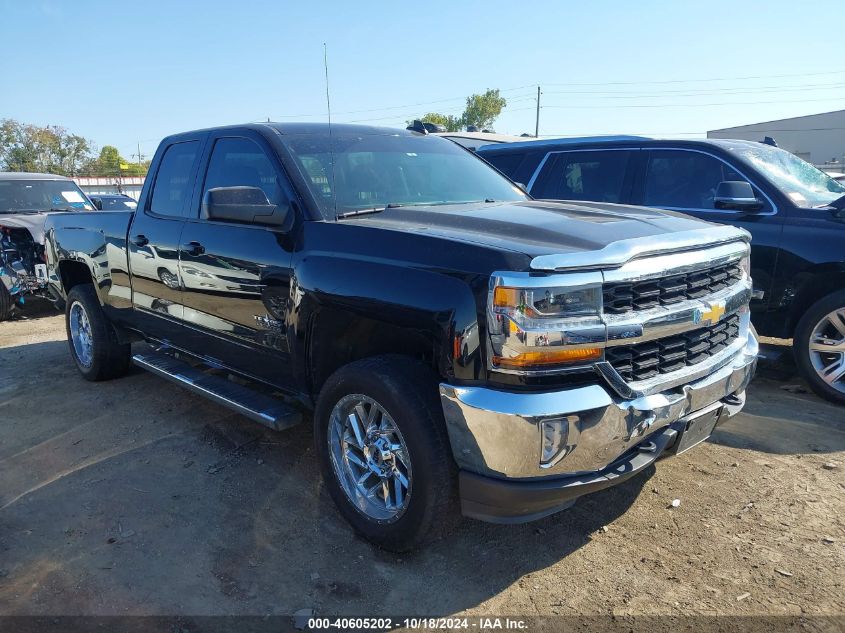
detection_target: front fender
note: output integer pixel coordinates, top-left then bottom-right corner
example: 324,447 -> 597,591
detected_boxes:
291,253 -> 484,392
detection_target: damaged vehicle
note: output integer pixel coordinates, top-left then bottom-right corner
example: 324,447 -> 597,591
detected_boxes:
0,172 -> 94,320
45,123 -> 757,550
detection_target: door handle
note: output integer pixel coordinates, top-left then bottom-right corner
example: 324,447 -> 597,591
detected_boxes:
183,241 -> 205,256
132,234 -> 149,247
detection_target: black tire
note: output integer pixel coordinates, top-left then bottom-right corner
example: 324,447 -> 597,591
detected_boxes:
794,289 -> 845,405
314,355 -> 457,551
65,284 -> 131,381
0,282 -> 12,321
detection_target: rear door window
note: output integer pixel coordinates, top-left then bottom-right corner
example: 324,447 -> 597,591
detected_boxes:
531,150 -> 631,203
149,141 -> 200,217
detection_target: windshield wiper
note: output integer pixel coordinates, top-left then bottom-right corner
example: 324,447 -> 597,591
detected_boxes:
336,203 -> 403,220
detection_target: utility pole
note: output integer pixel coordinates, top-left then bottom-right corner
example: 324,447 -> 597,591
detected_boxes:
132,142 -> 146,167
535,86 -> 541,137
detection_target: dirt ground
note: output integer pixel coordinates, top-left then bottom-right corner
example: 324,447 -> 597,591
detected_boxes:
0,302 -> 843,619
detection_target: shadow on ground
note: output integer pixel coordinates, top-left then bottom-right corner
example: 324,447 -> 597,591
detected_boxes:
4,298 -> 59,322
0,334 -> 842,617
710,343 -> 845,455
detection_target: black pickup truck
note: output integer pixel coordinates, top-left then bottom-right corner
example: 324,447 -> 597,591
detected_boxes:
44,123 -> 758,550
478,136 -> 845,404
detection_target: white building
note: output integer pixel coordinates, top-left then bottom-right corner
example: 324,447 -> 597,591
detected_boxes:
74,176 -> 145,200
708,109 -> 845,173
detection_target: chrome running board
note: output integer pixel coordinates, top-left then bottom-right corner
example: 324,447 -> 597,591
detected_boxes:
132,351 -> 301,431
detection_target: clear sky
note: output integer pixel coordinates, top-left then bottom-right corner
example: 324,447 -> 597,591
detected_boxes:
2,0 -> 843,160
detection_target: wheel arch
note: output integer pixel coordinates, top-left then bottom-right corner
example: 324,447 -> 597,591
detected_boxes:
58,260 -> 95,295
787,265 -> 845,336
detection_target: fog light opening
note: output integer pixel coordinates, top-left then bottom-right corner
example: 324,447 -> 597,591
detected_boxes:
540,416 -> 576,468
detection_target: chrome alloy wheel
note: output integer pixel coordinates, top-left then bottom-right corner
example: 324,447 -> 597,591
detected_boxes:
809,308 -> 845,394
69,300 -> 94,368
328,394 -> 412,521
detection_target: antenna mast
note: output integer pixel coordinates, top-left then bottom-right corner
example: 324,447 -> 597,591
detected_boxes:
323,43 -> 332,127
324,43 -> 338,220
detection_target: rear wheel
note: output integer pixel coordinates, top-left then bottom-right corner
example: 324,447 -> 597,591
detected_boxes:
65,284 -> 131,381
314,355 -> 456,551
795,290 -> 845,405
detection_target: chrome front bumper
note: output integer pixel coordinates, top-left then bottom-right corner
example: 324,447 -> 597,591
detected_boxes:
439,328 -> 758,481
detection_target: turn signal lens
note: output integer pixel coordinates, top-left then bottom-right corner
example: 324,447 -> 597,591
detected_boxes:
493,286 -> 519,308
493,347 -> 601,369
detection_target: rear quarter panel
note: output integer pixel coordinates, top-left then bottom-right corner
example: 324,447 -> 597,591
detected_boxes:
45,211 -> 134,311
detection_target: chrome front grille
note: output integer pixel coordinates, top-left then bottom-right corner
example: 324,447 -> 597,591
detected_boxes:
603,261 -> 743,315
606,313 -> 741,382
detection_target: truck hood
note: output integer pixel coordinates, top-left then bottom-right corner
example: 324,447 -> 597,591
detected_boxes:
349,200 -> 742,268
0,212 -> 56,244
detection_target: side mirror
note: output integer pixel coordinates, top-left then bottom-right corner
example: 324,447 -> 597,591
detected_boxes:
91,198 -> 103,210
714,181 -> 764,212
203,186 -> 289,227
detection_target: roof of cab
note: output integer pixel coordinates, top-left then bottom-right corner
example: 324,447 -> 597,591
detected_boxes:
163,122 -> 421,142
477,135 -> 651,154
476,135 -> 776,155
0,171 -> 72,180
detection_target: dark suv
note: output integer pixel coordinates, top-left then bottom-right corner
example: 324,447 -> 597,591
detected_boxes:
478,137 -> 845,404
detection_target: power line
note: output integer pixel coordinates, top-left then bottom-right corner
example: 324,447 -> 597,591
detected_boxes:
541,82 -> 845,98
541,69 -> 845,87
265,70 -> 845,123
272,84 -> 538,119
541,95 -> 845,109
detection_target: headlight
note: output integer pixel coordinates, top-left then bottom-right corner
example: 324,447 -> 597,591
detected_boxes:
488,272 -> 604,372
493,285 -> 601,320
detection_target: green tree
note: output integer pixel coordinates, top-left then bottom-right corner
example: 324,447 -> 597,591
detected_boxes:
85,144 -> 150,177
461,89 -> 507,130
411,89 -> 508,133
0,118 -> 150,177
95,145 -> 123,175
420,112 -> 463,132
0,118 -> 94,175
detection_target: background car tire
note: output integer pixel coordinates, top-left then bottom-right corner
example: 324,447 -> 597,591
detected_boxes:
794,289 -> 845,405
314,355 -> 457,551
0,282 -> 12,321
65,284 -> 131,381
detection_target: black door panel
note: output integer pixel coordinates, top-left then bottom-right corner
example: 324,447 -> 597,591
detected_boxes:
177,132 -> 298,390
128,138 -> 203,339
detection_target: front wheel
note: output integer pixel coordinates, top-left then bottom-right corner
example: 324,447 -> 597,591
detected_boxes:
794,290 -> 845,405
314,356 -> 457,551
65,284 -> 131,381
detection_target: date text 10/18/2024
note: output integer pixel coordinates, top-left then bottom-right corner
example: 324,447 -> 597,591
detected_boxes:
306,617 -> 529,630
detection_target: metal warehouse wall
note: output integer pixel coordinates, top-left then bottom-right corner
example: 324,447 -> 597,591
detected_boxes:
707,109 -> 845,172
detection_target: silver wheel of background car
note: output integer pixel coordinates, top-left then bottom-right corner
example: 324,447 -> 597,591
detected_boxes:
158,269 -> 180,289
809,308 -> 845,394
328,394 -> 412,522
69,300 -> 94,368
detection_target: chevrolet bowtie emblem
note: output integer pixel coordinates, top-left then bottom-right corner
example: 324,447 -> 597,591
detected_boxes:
695,301 -> 726,325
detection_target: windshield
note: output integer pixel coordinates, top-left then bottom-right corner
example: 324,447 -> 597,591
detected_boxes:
283,133 -> 527,218
0,179 -> 94,213
730,144 -> 845,207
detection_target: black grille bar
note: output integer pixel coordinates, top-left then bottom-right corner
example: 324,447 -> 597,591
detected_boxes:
603,261 -> 743,315
606,314 -> 741,382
